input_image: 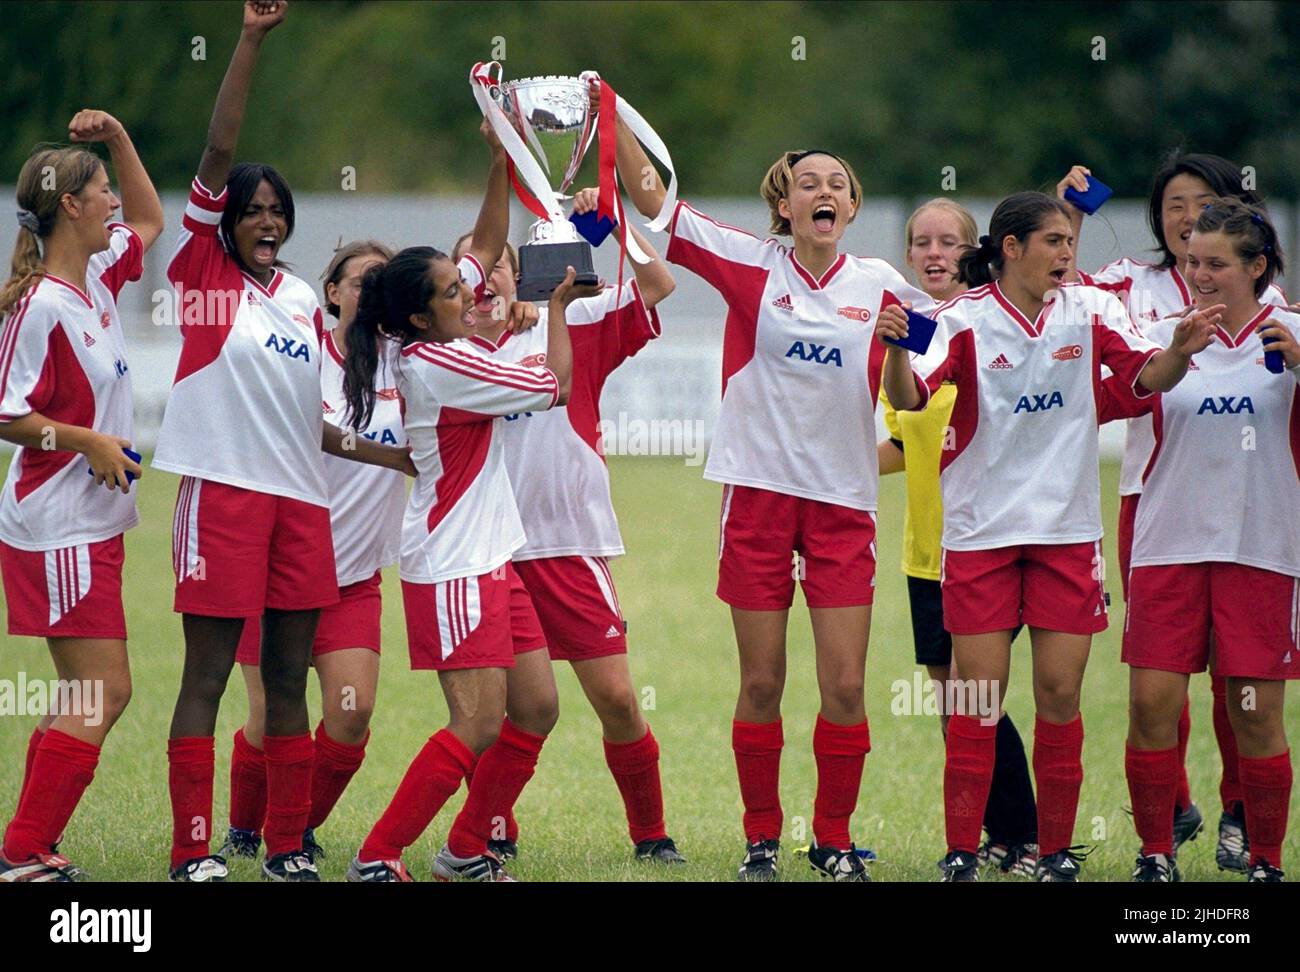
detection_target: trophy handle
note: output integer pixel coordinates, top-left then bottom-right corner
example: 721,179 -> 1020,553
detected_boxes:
483,60 -> 504,99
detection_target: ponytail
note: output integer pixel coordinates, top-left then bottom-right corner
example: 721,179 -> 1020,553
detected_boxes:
342,262 -> 390,431
957,191 -> 1072,287
1,146 -> 104,318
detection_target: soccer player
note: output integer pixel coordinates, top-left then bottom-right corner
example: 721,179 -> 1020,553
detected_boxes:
219,239 -> 397,865
1120,200 -> 1297,883
1060,152 -> 1289,870
154,0 -> 410,883
447,182 -> 683,865
877,199 -> 1039,877
612,97 -> 934,882
342,247 -> 600,882
879,190 -> 1215,882
0,110 -> 163,881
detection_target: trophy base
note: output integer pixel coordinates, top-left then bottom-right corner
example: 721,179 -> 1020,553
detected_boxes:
516,240 -> 597,301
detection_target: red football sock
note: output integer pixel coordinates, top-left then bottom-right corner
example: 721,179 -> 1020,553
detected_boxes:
732,719 -> 783,843
1034,715 -> 1084,856
167,736 -> 214,869
16,725 -> 45,812
228,727 -> 267,834
1126,744 -> 1179,856
463,766 -> 518,842
1239,750 -> 1291,868
1175,697 -> 1192,812
1211,675 -> 1242,811
604,726 -> 667,845
360,729 -> 475,861
812,715 -> 870,850
446,720 -> 546,859
2,729 -> 99,861
262,733 -> 314,857
944,714 -> 997,854
308,722 -> 368,830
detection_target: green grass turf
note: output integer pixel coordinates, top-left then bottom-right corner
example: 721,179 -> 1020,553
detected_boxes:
0,455 -> 1294,882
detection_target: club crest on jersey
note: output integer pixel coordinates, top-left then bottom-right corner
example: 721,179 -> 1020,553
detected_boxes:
293,313 -> 311,329
82,331 -> 96,348
519,353 -> 547,368
99,311 -> 111,329
837,306 -> 872,323
1051,344 -> 1083,361
361,428 -> 400,445
1014,391 -> 1064,413
988,353 -> 1014,370
1197,396 -> 1254,415
785,340 -> 842,367
376,388 -> 400,401
264,333 -> 311,362
771,293 -> 793,312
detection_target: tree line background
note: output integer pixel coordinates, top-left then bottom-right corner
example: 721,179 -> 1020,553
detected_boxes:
3,0 -> 1298,203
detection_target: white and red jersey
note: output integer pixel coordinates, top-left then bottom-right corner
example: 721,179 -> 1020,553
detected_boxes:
1082,257 -> 1288,495
917,281 -> 1160,550
665,200 -> 933,511
320,330 -> 406,586
152,176 -> 329,507
1132,306 -> 1300,577
472,281 -> 660,560
397,255 -> 560,583
0,223 -> 144,550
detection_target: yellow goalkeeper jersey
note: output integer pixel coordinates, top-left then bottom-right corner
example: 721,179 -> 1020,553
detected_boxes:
882,382 -> 957,581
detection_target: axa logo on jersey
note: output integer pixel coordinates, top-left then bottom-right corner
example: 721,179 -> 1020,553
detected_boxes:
785,340 -> 842,367
1198,396 -> 1254,415
1014,391 -> 1064,413
264,333 -> 311,362
361,428 -> 400,445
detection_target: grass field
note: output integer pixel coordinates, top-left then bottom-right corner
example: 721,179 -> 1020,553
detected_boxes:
0,454 -> 1294,882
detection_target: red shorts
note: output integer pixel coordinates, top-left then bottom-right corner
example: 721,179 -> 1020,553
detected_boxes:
403,562 -> 546,671
514,555 -> 628,661
1123,562 -> 1300,680
717,484 -> 876,611
172,477 -> 338,617
1118,493 -> 1139,600
0,535 -> 126,639
941,541 -> 1108,636
234,570 -> 385,665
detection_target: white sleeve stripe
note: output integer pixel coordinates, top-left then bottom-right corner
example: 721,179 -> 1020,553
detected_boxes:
189,177 -> 228,208
184,201 -> 223,226
410,345 -> 558,394
0,288 -> 40,408
415,343 -> 558,390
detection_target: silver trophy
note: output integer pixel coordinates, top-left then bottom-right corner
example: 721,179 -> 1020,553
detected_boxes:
489,73 -> 600,300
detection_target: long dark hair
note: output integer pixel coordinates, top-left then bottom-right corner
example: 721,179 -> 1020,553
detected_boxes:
342,245 -> 446,430
219,162 -> 296,274
1194,198 -> 1285,299
1148,150 -> 1264,270
957,192 -> 1072,287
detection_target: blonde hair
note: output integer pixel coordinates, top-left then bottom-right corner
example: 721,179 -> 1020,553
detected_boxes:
904,198 -> 978,250
759,150 -> 863,237
0,146 -> 104,317
320,238 -> 394,318
451,232 -> 519,276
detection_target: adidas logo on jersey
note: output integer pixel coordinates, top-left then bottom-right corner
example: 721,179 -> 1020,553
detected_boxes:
1014,391 -> 1064,413
988,353 -> 1013,369
786,341 -> 842,367
100,311 -> 111,329
82,331 -> 96,348
771,293 -> 794,312
293,313 -> 311,329
1051,344 -> 1083,361
323,401 -> 336,414
246,292 -> 261,306
1197,396 -> 1254,415
264,333 -> 311,362
605,625 -> 621,639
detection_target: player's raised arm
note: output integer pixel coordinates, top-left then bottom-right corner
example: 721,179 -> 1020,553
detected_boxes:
196,0 -> 287,192
1055,163 -> 1090,281
592,80 -> 668,222
462,120 -> 510,279
570,187 -> 675,307
68,110 -> 164,252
